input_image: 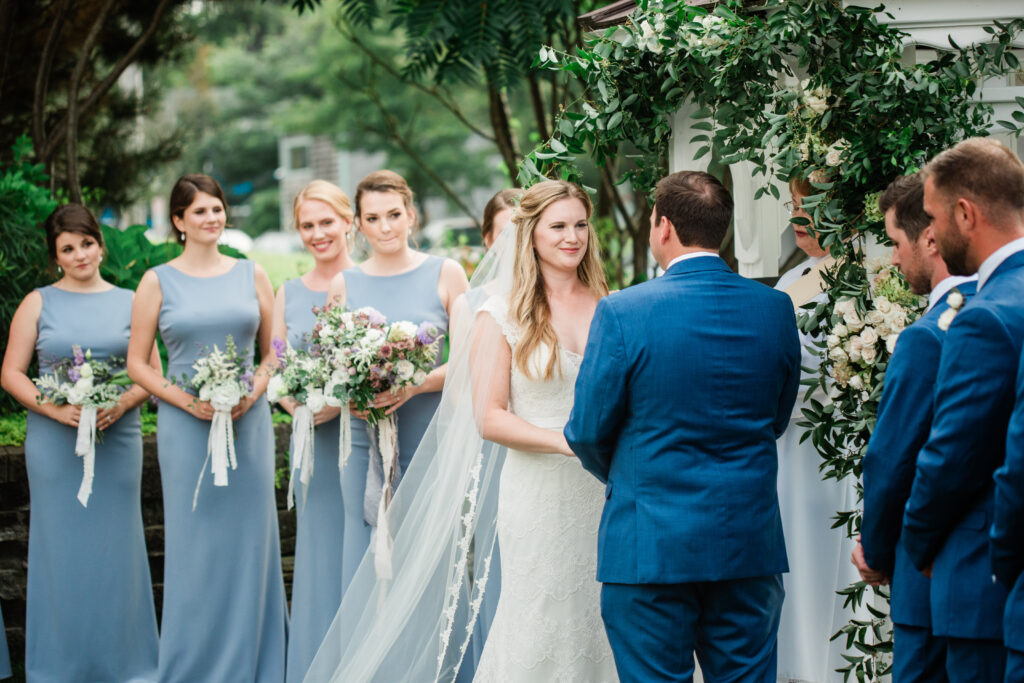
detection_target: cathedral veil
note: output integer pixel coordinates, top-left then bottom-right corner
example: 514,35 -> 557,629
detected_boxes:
303,227 -> 517,682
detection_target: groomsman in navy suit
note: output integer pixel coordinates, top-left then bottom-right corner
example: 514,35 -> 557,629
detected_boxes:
565,171 -> 801,682
993,349 -> 1024,680
854,172 -> 976,681
901,137 -> 1024,681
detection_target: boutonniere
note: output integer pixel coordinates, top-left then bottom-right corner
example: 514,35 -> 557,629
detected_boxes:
937,288 -> 965,331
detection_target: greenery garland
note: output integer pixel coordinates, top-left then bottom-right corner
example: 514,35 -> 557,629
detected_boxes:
519,0 -> 1024,678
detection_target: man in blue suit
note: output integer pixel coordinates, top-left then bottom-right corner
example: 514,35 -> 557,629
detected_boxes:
993,349 -> 1024,681
565,170 -> 801,682
901,137 -> 1024,681
854,172 -> 976,682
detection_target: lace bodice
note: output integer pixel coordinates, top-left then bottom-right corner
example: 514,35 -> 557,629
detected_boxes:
480,296 -> 582,430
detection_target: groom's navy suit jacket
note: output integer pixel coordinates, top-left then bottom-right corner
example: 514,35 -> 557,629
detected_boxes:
861,282 -> 976,629
993,347 -> 1024,652
902,250 -> 1024,640
565,256 -> 801,584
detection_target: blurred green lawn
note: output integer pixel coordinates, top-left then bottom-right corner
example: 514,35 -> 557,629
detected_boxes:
249,251 -> 314,290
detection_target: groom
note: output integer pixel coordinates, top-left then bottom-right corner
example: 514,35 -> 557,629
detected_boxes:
566,170 -> 801,682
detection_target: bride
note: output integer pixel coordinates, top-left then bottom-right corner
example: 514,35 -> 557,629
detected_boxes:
303,179 -> 617,682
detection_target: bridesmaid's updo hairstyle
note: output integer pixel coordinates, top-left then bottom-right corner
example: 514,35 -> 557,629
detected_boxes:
169,173 -> 229,244
292,179 -> 354,229
480,189 -> 520,245
354,170 -> 416,227
43,204 -> 104,261
508,180 -> 608,381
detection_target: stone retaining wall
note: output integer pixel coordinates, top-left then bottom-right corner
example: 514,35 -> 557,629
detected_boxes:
0,422 -> 295,681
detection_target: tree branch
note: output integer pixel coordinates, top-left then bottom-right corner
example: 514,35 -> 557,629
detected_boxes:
41,0 -> 174,163
527,72 -> 550,141
66,0 -> 117,202
33,0 -> 74,163
360,80 -> 481,225
342,26 -> 496,143
488,80 -> 521,186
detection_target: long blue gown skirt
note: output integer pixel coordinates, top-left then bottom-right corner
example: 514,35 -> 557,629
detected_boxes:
282,279 -> 344,683
24,286 -> 158,682
1,601 -> 12,680
154,262 -> 287,683
337,257 -> 448,598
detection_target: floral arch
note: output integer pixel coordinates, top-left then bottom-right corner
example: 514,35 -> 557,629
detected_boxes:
519,0 -> 1024,676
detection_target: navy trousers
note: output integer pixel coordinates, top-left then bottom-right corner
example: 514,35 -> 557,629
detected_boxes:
1005,648 -> 1024,683
601,575 -> 784,683
945,637 -> 1005,683
893,623 -> 948,683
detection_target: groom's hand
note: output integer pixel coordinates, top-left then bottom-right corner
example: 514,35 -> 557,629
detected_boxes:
851,537 -> 889,586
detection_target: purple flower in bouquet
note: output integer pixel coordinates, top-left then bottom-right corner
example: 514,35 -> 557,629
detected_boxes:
72,345 -> 85,366
68,366 -> 81,382
240,369 -> 255,394
364,308 -> 386,326
272,337 -> 288,363
416,322 -> 441,345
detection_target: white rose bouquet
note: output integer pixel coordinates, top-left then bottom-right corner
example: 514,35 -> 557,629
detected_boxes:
184,335 -> 254,509
34,345 -> 132,506
311,303 -> 443,578
824,265 -> 923,405
268,336 -> 332,509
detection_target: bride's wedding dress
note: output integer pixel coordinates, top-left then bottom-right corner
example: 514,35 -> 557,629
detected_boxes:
474,297 -> 617,682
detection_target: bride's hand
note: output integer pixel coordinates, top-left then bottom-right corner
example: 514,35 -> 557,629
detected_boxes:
556,434 -> 576,458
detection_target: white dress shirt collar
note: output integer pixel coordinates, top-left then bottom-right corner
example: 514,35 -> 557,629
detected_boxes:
926,275 -> 977,313
977,235 -> 1024,291
665,251 -> 720,272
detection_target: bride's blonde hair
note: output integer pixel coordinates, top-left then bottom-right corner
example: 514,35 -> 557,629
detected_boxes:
509,180 -> 608,380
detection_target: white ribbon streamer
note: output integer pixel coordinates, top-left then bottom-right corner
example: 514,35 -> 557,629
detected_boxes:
338,405 -> 351,477
192,406 -> 238,510
287,405 -> 315,511
74,404 -> 98,507
373,413 -> 398,580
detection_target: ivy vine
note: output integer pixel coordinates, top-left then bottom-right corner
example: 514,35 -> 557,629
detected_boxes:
520,0 -> 1024,678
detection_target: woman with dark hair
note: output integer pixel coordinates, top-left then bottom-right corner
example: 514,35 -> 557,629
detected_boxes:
1,204 -> 160,681
325,169 -> 470,600
480,189 -> 520,250
127,174 -> 287,682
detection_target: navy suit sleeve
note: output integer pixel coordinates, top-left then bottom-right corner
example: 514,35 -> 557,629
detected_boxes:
992,349 -> 1024,587
774,302 -> 801,438
564,297 -> 629,484
861,324 -> 941,574
902,306 -> 1017,570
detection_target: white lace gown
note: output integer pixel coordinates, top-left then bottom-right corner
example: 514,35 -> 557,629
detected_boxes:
474,299 -> 618,683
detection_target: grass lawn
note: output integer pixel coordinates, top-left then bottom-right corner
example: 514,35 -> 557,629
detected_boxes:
248,251 -> 315,290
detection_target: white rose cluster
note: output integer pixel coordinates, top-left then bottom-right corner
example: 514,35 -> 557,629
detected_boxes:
800,79 -> 831,116
826,295 -> 910,397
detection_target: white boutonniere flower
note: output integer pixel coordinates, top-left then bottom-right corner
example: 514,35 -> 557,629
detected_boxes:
937,287 -> 966,331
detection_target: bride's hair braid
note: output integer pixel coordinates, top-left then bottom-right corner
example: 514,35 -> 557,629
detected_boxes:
509,180 -> 608,380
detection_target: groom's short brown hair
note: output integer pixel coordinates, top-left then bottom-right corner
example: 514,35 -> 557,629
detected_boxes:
654,171 -> 733,249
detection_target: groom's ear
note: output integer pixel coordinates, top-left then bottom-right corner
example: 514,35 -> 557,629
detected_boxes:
655,215 -> 674,245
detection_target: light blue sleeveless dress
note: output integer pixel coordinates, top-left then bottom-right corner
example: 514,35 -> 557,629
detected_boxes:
154,261 -> 287,683
24,285 -> 158,682
338,256 -> 448,597
1,601 -> 12,680
282,278 -> 344,683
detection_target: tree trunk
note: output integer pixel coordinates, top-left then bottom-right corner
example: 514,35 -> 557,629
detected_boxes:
630,192 -> 651,283
487,81 -> 521,186
527,73 -> 549,142
32,0 -> 74,164
66,0 -> 117,203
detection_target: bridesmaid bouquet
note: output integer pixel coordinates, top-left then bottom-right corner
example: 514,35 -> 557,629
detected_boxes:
311,303 -> 443,578
184,335 -> 255,509
267,337 -> 332,510
34,345 -> 131,507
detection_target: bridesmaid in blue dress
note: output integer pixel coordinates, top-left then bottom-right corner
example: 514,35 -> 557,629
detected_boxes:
127,174 -> 287,683
0,205 -> 159,682
0,602 -> 9,680
325,170 -> 469,598
271,180 -> 357,682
